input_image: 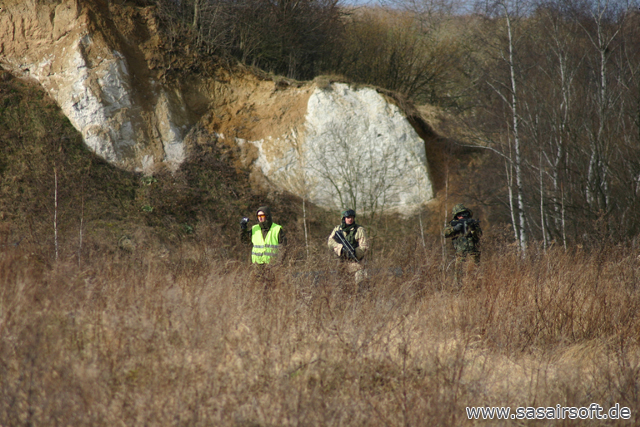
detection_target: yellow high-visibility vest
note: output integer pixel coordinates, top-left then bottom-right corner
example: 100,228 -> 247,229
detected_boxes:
251,223 -> 282,264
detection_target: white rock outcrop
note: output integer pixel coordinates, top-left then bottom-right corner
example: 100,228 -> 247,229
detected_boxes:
63,35 -> 135,162
241,84 -> 433,214
0,0 -> 191,172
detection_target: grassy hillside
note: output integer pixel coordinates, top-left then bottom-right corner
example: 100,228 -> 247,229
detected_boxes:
0,67 -> 481,264
0,69 -> 138,256
0,68 -> 329,264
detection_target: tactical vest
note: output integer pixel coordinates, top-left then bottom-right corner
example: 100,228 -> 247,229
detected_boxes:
343,224 -> 360,248
251,223 -> 282,264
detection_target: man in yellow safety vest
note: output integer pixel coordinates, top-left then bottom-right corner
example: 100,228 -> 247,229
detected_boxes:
240,206 -> 285,265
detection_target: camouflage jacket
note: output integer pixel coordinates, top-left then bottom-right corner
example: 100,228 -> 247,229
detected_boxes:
444,220 -> 482,256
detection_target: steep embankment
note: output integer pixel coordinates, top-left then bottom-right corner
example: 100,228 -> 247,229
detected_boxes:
0,0 -> 202,171
0,68 -> 141,252
0,66 -> 314,259
0,0 -> 442,214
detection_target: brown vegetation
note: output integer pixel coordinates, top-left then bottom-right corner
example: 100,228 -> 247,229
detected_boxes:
1,237 -> 639,425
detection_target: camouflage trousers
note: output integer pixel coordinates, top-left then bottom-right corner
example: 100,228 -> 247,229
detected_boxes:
453,252 -> 480,283
339,261 -> 368,293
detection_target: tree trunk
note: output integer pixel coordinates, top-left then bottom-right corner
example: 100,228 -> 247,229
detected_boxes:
504,7 -> 527,254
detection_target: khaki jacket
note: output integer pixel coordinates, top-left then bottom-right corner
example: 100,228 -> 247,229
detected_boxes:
327,225 -> 368,262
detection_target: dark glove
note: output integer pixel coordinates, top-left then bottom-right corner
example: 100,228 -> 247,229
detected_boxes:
453,222 -> 464,232
240,217 -> 249,230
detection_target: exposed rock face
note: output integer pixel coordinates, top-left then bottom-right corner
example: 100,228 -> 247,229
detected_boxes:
0,0 -> 434,211
0,0 -> 196,171
238,84 -> 433,213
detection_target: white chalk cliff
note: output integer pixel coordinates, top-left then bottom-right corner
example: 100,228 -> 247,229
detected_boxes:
0,0 -> 434,212
240,84 -> 433,213
0,0 -> 195,172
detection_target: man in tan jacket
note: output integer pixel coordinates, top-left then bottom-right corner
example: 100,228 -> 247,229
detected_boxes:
327,209 -> 369,287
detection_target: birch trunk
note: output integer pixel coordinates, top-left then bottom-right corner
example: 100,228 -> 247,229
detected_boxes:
504,7 -> 527,254
54,168 -> 59,262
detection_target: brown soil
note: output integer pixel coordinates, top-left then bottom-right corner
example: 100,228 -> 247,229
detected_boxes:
201,70 -> 314,143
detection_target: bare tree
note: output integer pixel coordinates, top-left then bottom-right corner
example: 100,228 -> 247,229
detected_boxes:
156,0 -> 344,79
281,128 -> 317,258
307,118 -> 426,220
470,0 -> 531,253
306,122 -> 408,221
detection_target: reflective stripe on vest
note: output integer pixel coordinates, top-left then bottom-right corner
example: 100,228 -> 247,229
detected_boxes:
251,223 -> 282,264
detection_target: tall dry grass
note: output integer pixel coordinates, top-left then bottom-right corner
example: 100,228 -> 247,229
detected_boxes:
1,239 -> 638,426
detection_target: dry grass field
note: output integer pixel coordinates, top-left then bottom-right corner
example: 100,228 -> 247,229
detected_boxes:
1,237 -> 638,426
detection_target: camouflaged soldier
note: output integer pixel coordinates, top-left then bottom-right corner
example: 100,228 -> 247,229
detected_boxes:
444,204 -> 482,280
328,209 -> 369,288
